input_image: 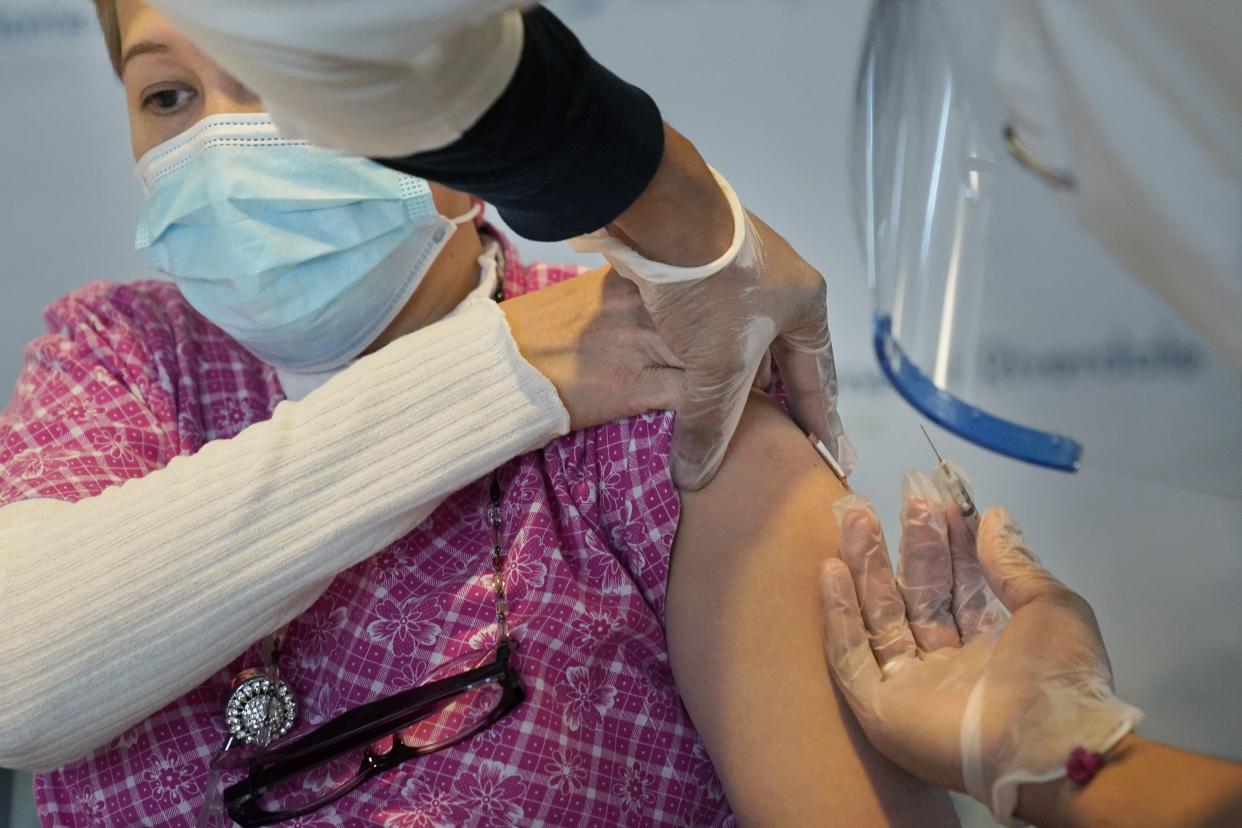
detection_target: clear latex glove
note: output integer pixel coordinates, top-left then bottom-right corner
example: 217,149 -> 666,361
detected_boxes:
821,479 -> 1143,826
928,461 -> 1010,638
570,169 -> 855,490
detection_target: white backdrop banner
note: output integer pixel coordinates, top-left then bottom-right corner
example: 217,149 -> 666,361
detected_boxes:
0,0 -> 151,394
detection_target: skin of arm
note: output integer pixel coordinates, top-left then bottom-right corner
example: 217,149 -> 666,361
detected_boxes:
667,392 -> 959,827
607,124 -> 736,268
1017,734 -> 1242,828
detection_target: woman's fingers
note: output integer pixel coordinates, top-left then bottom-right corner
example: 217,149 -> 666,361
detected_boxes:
632,366 -> 686,417
819,557 -> 883,710
833,495 -> 918,672
895,472 -> 960,651
504,268 -> 699,430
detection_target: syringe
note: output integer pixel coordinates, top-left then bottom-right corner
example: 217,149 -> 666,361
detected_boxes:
919,424 -> 976,520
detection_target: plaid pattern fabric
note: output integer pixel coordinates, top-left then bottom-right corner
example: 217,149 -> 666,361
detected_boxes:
6,231 -> 734,827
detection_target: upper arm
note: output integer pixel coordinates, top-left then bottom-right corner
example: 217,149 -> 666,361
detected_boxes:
667,392 -> 959,826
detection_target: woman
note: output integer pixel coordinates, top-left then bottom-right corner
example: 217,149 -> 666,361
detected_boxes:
0,1 -> 955,825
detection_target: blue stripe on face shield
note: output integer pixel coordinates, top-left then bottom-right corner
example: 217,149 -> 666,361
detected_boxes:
873,314 -> 1084,471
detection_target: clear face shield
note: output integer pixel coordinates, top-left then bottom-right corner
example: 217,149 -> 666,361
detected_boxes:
852,0 -> 1242,498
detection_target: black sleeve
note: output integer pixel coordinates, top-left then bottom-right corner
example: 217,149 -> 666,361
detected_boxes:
374,6 -> 665,242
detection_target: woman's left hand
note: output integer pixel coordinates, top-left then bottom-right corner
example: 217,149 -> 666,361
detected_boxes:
501,266 -> 687,432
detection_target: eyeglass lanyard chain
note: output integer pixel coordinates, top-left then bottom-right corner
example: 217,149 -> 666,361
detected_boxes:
489,471 -> 511,655
489,271 -> 511,659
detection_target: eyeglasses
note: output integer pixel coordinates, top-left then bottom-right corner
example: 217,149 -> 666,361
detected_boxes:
222,472 -> 522,827
222,642 -> 523,825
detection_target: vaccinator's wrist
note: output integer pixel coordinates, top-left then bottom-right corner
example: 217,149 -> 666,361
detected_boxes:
607,125 -> 735,268
1014,764 -> 1076,828
1014,733 -> 1149,828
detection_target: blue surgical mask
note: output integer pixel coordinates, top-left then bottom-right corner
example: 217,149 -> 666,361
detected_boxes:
134,113 -> 479,372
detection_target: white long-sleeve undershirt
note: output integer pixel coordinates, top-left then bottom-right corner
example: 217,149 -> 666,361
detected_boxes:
0,297 -> 569,772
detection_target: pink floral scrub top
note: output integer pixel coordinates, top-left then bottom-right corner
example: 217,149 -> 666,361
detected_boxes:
0,230 -> 734,827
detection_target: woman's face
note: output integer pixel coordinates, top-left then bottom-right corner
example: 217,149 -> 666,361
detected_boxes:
112,0 -> 479,355
115,0 -> 263,160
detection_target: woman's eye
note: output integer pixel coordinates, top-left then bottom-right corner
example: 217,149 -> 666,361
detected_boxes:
142,87 -> 196,114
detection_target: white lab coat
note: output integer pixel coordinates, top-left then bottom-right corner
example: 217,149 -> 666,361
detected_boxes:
150,0 -> 534,158
1001,0 -> 1242,369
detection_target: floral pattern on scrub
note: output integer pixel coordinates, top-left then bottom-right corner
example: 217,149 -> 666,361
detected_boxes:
1,230 -> 734,827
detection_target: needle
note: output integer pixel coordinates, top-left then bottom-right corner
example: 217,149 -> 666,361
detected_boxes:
920,424 -> 944,464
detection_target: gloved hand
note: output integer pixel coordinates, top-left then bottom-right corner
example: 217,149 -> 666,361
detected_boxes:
571,169 -> 854,490
819,468 -> 1143,826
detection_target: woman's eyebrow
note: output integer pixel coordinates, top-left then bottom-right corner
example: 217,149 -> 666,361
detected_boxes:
120,41 -> 171,74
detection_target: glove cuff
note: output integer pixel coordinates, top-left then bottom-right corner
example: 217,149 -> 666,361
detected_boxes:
568,167 -> 751,284
961,675 -> 1145,827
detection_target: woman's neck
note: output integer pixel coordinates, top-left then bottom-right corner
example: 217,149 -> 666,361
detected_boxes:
363,221 -> 487,355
